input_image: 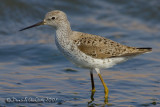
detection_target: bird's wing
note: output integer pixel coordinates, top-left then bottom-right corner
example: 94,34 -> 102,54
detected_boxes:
72,32 -> 147,59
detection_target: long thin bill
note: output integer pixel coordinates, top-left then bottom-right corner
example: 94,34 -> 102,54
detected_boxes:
19,21 -> 44,31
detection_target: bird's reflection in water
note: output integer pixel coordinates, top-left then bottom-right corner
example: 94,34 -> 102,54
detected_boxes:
88,91 -> 109,107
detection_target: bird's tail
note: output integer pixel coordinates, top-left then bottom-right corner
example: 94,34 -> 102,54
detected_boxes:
136,47 -> 152,53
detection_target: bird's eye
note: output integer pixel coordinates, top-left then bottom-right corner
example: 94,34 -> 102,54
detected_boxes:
51,17 -> 55,20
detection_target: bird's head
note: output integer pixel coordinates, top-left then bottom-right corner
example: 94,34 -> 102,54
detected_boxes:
19,10 -> 68,31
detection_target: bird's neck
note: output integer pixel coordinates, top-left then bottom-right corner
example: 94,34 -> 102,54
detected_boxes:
55,21 -> 73,52
56,21 -> 72,41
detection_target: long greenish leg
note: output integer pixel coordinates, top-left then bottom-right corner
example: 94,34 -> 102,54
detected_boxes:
95,68 -> 109,99
90,69 -> 95,92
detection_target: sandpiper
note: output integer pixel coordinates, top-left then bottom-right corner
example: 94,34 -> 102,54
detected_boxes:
20,10 -> 152,100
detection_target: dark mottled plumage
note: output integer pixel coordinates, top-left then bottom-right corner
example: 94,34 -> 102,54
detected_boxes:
72,32 -> 152,59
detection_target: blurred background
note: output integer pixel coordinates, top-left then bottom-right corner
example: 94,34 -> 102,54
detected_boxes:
0,0 -> 160,106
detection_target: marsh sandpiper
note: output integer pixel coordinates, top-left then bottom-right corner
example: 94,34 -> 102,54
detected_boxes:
20,10 -> 152,100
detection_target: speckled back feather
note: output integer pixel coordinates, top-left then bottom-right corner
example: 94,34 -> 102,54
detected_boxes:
72,31 -> 152,59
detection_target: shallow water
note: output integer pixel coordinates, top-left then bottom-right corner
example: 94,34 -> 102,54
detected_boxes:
0,0 -> 160,107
